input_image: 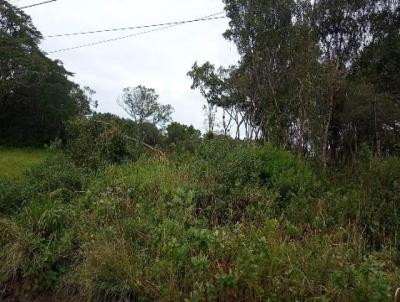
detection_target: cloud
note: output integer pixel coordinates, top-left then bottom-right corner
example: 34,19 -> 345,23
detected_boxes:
24,0 -> 239,130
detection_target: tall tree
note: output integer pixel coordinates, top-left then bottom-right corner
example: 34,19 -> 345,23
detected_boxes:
190,0 -> 400,164
118,85 -> 173,128
0,0 -> 93,145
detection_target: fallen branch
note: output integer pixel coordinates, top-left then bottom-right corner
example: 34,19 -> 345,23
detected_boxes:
93,119 -> 165,157
123,134 -> 165,157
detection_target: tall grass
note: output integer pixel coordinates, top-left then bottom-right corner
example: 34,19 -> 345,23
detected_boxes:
0,142 -> 399,301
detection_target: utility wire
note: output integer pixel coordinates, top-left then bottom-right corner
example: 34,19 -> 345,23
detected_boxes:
19,0 -> 56,9
49,24 -> 178,54
45,11 -> 225,38
48,15 -> 226,54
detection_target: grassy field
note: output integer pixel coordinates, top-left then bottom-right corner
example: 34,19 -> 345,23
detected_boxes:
0,147 -> 49,179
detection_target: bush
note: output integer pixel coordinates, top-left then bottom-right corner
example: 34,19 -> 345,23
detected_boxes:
26,154 -> 87,202
70,159 -> 399,301
0,199 -> 77,292
0,154 -> 86,296
0,153 -> 86,216
166,122 -> 201,154
194,140 -> 321,223
1,142 -> 400,301
0,179 -> 29,216
330,156 -> 400,249
64,117 -> 132,169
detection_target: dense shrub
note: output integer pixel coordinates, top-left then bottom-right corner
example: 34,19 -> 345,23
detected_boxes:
1,143 -> 400,301
26,154 -> 87,201
0,153 -> 87,295
0,199 -> 77,291
194,140 -> 321,224
0,179 -> 29,216
64,117 -> 133,169
0,153 -> 86,216
68,159 -> 400,301
166,122 -> 201,154
63,114 -> 171,169
330,157 -> 400,249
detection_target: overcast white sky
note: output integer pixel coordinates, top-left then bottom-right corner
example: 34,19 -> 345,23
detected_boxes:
19,0 -> 239,130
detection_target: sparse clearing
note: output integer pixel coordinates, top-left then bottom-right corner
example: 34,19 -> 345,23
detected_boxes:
0,148 -> 49,179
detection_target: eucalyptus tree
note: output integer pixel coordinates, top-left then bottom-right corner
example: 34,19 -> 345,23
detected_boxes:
118,85 -> 174,129
223,0 -> 299,146
190,0 -> 400,164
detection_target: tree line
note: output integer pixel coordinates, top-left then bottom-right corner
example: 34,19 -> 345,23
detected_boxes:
0,1 -> 194,150
0,0 -> 97,145
189,0 -> 400,165
1,0 -> 399,167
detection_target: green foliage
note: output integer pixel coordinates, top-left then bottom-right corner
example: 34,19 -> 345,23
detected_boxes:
191,0 -> 400,163
0,153 -> 86,215
195,140 -> 319,223
68,156 -> 400,301
63,114 -> 169,169
0,199 -> 76,291
166,122 -> 201,154
64,117 -> 133,169
0,178 -> 28,216
1,145 -> 400,301
0,1 -> 94,146
0,153 -> 87,294
25,154 -> 86,202
0,147 -> 48,179
330,157 -> 400,249
118,85 -> 174,129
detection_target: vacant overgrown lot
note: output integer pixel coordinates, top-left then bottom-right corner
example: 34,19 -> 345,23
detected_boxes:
0,141 -> 399,301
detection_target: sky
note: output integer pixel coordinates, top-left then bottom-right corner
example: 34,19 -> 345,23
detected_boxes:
17,0 -> 240,131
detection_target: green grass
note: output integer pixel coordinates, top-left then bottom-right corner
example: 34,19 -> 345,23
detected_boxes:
0,147 -> 49,179
1,142 -> 400,301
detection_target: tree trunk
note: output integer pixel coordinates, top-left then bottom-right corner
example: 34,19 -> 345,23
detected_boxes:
373,93 -> 381,156
321,94 -> 334,168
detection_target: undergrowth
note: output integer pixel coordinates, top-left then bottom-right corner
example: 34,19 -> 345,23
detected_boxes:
0,140 -> 399,301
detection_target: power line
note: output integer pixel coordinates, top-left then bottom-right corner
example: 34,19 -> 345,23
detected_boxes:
19,0 -> 56,9
48,24 -> 178,54
45,12 -> 225,38
48,15 -> 226,54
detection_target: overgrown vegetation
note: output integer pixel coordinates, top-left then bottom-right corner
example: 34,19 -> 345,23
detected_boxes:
1,140 -> 399,301
1,0 -> 400,301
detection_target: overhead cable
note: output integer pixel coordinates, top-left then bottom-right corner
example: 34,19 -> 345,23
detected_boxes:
19,0 -> 57,9
45,11 -> 225,38
48,15 -> 226,54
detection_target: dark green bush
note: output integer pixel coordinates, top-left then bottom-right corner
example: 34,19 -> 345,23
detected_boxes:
26,154 -> 86,202
63,113 -> 170,169
194,140 -> 321,223
0,199 -> 77,291
68,159 -> 400,301
0,179 -> 29,216
64,117 -> 132,169
0,154 -> 85,294
166,122 -> 201,154
331,157 -> 400,249
0,153 -> 86,217
195,137 -> 237,165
